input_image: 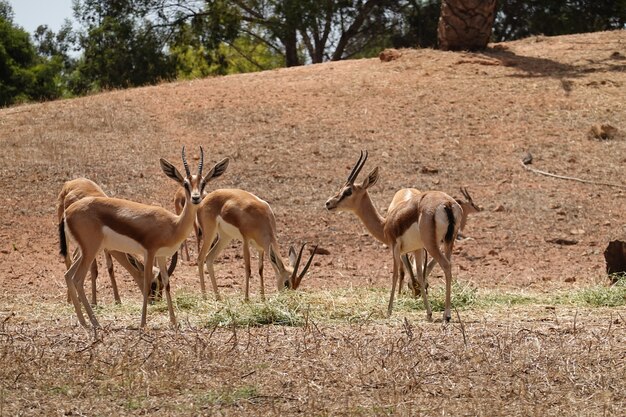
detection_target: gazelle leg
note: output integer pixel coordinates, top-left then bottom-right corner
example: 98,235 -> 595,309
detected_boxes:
387,246 -> 400,317
258,251 -> 265,301
424,241 -> 453,322
204,236 -> 232,301
89,259 -> 98,306
104,250 -> 121,304
243,240 -> 251,302
157,257 -> 177,327
397,258 -> 405,296
64,256 -> 88,328
66,248 -> 80,303
416,250 -> 433,322
197,230 -> 218,299
70,252 -> 101,328
140,252 -> 155,328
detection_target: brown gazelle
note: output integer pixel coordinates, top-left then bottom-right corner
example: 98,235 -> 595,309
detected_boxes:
57,178 -> 177,305
196,189 -> 317,301
61,147 -> 229,329
396,187 -> 482,295
325,151 -> 462,321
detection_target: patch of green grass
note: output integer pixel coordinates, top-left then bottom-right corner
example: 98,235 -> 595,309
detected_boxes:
203,296 -> 305,328
198,385 -> 258,406
555,278 -> 626,307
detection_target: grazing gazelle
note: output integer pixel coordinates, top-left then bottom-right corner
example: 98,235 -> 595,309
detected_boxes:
61,147 -> 229,329
196,189 -> 317,301
57,178 -> 177,305
325,151 -> 462,321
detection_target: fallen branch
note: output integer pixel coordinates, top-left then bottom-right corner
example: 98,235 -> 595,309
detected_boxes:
520,154 -> 626,189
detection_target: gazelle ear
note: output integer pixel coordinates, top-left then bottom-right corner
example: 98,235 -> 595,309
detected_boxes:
202,157 -> 230,185
126,254 -> 144,272
361,167 -> 379,189
160,158 -> 185,184
269,246 -> 285,273
288,246 -> 297,267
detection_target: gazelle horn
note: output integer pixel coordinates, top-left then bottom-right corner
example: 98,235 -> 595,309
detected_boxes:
181,146 -> 191,177
346,150 -> 368,185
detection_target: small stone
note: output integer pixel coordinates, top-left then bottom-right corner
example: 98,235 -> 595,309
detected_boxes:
493,204 -> 505,212
564,277 -> 576,283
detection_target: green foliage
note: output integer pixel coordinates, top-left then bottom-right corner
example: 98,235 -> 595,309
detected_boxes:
494,0 -> 626,41
0,1 -> 64,106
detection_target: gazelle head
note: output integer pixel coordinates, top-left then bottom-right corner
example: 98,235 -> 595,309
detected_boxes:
456,187 -> 482,215
125,252 -> 178,303
269,243 -> 317,291
160,146 -> 230,205
325,150 -> 379,212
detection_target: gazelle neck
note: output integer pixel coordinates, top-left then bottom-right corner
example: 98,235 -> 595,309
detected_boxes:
176,194 -> 199,232
354,192 -> 387,244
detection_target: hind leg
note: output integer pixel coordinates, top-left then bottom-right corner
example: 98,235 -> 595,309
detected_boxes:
423,240 -> 453,322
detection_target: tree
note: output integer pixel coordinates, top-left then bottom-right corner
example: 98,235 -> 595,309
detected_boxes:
437,0 -> 497,50
71,0 -> 177,93
0,1 -> 63,106
493,0 -> 626,41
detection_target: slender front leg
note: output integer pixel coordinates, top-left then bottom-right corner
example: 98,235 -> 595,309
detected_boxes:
258,251 -> 265,301
140,252 -> 155,329
243,241 -> 251,302
387,246 -> 400,317
157,257 -> 177,327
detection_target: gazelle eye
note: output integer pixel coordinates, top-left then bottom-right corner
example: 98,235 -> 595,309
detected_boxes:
343,188 -> 352,197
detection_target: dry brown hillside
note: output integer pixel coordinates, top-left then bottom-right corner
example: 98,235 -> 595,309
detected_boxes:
1,30 -> 625,301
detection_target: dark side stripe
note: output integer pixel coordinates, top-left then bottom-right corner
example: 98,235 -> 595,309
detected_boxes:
444,204 -> 456,243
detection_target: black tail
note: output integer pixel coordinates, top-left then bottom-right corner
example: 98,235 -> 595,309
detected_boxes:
59,221 -> 68,257
444,205 -> 456,243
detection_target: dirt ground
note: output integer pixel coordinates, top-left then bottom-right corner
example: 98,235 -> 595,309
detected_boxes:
1,30 -> 625,303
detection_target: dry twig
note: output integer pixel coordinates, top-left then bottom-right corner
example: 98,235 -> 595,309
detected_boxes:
520,154 -> 626,189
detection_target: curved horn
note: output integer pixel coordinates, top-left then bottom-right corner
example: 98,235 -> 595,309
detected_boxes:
295,244 -> 317,288
197,146 -> 204,177
181,146 -> 191,177
346,150 -> 368,185
290,243 -> 306,284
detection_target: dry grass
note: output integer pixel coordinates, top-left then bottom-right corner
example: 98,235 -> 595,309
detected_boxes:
2,285 -> 625,416
1,300 -> 624,416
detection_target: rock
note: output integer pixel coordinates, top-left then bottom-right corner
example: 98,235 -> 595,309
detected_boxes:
379,49 -> 402,62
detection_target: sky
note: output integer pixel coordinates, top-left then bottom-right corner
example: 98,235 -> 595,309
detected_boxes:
8,0 -> 74,35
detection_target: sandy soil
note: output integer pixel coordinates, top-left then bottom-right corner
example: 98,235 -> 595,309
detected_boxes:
0,30 -> 625,304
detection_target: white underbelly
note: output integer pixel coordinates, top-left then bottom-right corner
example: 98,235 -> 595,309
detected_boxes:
397,222 -> 424,254
102,226 -> 144,255
217,216 -> 244,241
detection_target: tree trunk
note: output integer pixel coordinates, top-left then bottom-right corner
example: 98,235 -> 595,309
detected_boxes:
437,0 -> 497,51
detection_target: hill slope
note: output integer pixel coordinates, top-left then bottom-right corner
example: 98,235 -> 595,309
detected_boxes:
1,30 -> 625,301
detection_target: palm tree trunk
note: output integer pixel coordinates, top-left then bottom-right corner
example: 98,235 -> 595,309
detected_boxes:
437,0 -> 497,51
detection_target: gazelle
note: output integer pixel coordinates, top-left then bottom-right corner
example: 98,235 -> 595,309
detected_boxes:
196,189 -> 317,301
325,151 -> 462,321
396,186 -> 482,295
61,147 -> 229,328
57,178 -> 176,305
